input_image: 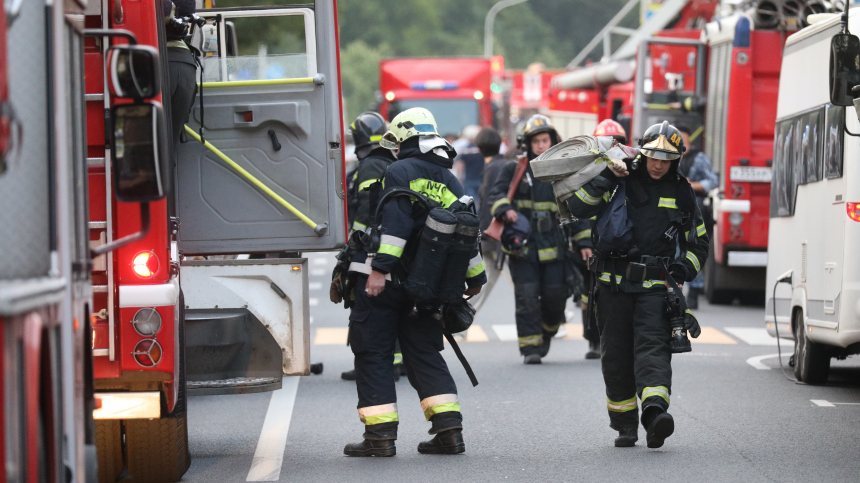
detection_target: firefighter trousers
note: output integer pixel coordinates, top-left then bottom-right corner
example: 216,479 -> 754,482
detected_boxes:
577,264 -> 599,345
349,274 -> 462,440
596,288 -> 672,430
508,257 -> 569,355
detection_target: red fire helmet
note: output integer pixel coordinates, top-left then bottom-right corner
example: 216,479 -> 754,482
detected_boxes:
593,119 -> 627,144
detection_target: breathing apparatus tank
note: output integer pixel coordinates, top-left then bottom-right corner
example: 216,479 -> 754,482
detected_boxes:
437,211 -> 481,304
403,208 -> 458,302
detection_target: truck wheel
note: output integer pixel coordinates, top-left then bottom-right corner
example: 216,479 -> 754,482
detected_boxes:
124,415 -> 191,483
94,420 -> 123,483
704,244 -> 734,305
793,311 -> 830,384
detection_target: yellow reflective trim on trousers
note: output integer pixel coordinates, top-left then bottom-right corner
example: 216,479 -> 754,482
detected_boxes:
602,192 -> 611,202
599,272 -> 621,284
658,197 -> 678,209
641,386 -> 670,405
685,252 -> 701,272
607,396 -> 638,413
423,403 -> 461,420
518,334 -> 543,347
409,178 -> 459,208
466,261 -> 485,278
393,352 -> 403,365
378,244 -> 404,257
491,197 -> 511,214
352,221 -> 367,231
363,412 -> 399,425
575,188 -> 600,206
696,223 -> 706,237
573,229 -> 591,241
357,178 -> 378,191
542,321 -> 562,333
642,279 -> 666,288
538,247 -> 558,261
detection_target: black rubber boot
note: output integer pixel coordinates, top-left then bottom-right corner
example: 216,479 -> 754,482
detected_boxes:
614,428 -> 638,447
343,439 -> 396,457
417,429 -> 465,455
646,412 -> 674,449
585,340 -> 600,360
687,287 -> 699,310
538,336 -> 552,358
341,369 -> 356,381
523,354 -> 542,365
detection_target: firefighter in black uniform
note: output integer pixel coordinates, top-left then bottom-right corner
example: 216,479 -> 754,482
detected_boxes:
487,115 -> 575,364
344,108 -> 486,457
162,0 -> 198,151
341,111 -> 404,382
567,121 -> 709,448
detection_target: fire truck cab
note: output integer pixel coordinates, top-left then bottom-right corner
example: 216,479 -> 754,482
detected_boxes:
86,1 -> 345,481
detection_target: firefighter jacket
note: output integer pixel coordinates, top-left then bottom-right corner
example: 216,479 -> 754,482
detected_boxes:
566,168 -> 709,293
349,139 -> 487,288
348,148 -> 396,232
569,217 -> 594,250
488,162 -> 566,264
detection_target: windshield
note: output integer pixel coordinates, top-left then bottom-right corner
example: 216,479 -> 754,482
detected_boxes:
389,99 -> 479,138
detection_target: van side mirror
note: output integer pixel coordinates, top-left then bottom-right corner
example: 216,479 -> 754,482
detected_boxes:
108,45 -> 160,100
111,103 -> 167,202
829,33 -> 860,106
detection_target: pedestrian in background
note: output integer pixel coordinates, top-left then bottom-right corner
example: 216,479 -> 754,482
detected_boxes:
453,125 -> 484,203
676,125 -> 718,309
470,127 -> 506,310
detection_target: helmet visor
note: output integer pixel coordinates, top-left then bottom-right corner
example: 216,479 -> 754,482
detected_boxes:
379,132 -> 399,150
640,148 -> 680,161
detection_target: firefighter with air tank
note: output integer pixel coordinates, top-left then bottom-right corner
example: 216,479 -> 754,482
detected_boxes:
342,107 -> 486,457
487,114 -> 579,364
566,121 -> 709,448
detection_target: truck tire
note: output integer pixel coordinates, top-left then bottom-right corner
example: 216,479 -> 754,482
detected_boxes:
94,420 -> 123,483
793,310 -> 830,384
124,415 -> 191,483
704,243 -> 734,305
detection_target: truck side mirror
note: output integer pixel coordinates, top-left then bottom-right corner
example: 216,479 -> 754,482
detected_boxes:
108,45 -> 161,100
829,33 -> 860,107
111,103 -> 167,202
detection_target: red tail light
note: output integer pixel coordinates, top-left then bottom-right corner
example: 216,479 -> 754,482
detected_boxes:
848,203 -> 860,222
132,251 -> 159,278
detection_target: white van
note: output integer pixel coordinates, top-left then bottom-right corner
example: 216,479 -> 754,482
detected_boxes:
765,10 -> 860,384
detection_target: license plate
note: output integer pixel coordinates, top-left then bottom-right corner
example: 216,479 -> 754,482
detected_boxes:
730,166 -> 772,182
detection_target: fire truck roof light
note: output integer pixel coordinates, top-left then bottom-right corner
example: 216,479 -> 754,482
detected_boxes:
410,81 -> 458,91
847,202 -> 860,222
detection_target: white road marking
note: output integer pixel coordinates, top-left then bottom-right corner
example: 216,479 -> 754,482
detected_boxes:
746,353 -> 782,370
309,282 -> 323,291
311,269 -> 326,277
724,327 -> 780,346
312,257 -> 329,266
812,399 -> 835,407
492,324 -> 518,342
309,298 -> 319,307
246,377 -> 300,481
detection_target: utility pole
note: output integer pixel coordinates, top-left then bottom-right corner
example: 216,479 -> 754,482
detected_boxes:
484,0 -> 529,58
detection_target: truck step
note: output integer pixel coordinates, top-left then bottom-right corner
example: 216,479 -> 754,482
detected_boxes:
187,376 -> 282,396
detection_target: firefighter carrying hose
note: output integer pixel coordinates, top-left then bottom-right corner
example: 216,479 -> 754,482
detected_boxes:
341,111 -> 405,382
343,107 -> 486,457
487,114 -> 578,364
567,121 -> 708,448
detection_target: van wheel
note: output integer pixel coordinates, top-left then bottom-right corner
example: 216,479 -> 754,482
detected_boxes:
94,420 -> 123,483
124,415 -> 191,483
793,311 -> 830,384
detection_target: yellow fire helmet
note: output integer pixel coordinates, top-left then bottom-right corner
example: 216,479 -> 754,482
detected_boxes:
638,120 -> 685,161
379,107 -> 440,150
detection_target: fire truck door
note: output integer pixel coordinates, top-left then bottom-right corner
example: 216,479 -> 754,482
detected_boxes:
176,2 -> 345,254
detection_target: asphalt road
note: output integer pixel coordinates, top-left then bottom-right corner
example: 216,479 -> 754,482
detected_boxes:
183,252 -> 860,483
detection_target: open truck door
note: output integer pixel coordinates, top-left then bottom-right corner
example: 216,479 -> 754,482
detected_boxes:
177,1 -> 344,392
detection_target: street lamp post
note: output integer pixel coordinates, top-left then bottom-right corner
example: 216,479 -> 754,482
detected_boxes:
484,0 -> 529,58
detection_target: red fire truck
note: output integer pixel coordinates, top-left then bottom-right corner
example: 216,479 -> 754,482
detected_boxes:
379,57 -> 496,137
547,0 -> 819,304
0,0 -> 103,481
84,1 -> 346,481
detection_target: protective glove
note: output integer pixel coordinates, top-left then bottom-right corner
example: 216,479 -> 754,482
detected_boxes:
684,310 -> 701,338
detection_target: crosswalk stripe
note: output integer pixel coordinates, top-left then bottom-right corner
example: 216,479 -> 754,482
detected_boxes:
724,327 -> 779,346
309,298 -> 319,307
466,325 -> 489,342
491,324 -> 518,342
314,327 -> 349,345
246,377 -> 300,481
309,282 -> 323,291
692,327 -> 737,345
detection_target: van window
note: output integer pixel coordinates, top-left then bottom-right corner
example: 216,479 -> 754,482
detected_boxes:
824,105 -> 844,179
800,109 -> 822,184
771,120 -> 794,217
